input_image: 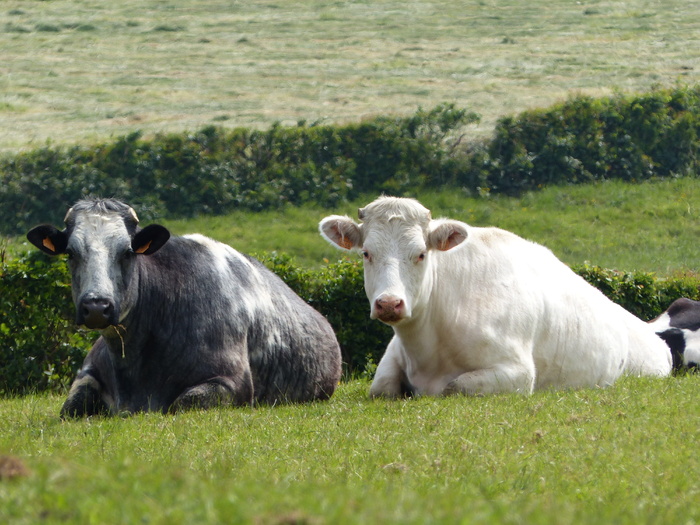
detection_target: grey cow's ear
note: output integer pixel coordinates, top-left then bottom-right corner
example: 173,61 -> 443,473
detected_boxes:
132,224 -> 171,255
319,215 -> 362,251
26,225 -> 68,256
427,219 -> 469,252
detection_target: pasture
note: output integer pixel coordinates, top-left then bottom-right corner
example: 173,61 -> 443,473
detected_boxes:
1,376 -> 699,524
3,0 -> 700,523
131,177 -> 700,276
2,0 -> 700,152
6,177 -> 700,276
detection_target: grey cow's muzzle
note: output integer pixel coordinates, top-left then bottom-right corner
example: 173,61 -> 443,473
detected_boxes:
77,294 -> 118,329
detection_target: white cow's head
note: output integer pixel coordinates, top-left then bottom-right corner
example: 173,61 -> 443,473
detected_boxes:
320,196 -> 469,325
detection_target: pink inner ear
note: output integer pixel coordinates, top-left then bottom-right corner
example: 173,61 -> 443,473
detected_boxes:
437,230 -> 466,251
338,236 -> 354,250
330,223 -> 355,249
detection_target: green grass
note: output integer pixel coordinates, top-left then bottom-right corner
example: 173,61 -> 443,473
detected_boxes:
4,3 -> 700,520
2,0 -> 700,152
1,375 -> 699,524
8,177 -> 697,276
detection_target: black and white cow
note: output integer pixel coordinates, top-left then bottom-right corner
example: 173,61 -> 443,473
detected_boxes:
27,198 -> 342,417
648,298 -> 700,370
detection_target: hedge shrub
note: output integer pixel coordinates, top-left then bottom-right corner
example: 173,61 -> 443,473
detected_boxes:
2,252 -> 698,396
0,252 -> 96,395
470,86 -> 700,195
0,104 -> 478,234
3,86 -> 700,235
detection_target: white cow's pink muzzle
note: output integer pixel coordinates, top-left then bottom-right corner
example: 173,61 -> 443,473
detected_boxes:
373,295 -> 407,324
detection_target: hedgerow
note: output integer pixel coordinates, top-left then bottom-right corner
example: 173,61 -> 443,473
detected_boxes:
0,252 -> 97,395
1,253 -> 698,396
472,86 -> 700,195
3,84 -> 698,234
0,104 -> 477,234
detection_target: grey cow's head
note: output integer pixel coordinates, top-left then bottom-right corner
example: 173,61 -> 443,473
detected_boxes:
27,199 -> 170,329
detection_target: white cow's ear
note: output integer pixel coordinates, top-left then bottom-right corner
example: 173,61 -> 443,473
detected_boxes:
319,215 -> 362,251
427,220 -> 469,251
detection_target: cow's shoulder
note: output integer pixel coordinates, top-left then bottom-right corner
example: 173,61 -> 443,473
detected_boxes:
466,226 -> 558,265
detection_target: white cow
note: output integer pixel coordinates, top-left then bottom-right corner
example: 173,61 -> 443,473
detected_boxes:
320,196 -> 672,397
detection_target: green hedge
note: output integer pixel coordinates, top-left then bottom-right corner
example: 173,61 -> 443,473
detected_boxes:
0,252 -> 97,395
3,85 -> 699,235
0,104 -> 477,234
473,86 -> 700,196
2,253 -> 698,396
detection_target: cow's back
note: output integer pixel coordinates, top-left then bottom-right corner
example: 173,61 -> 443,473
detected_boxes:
429,227 -> 671,390
102,234 -> 340,409
241,255 -> 342,403
179,235 -> 341,403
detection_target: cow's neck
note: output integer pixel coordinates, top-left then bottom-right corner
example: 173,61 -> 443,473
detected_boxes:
100,319 -> 144,365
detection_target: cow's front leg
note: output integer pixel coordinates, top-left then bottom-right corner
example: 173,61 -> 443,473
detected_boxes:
369,338 -> 414,398
169,374 -> 253,413
442,362 -> 536,396
60,373 -> 111,418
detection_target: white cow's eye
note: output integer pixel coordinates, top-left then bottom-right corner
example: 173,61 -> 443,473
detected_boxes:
417,252 -> 426,262
362,250 -> 371,261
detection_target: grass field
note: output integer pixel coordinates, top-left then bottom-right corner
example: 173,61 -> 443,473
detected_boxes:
5,177 -> 700,276
1,375 -> 699,524
2,0 -> 700,152
3,1 -> 700,523
7,176 -> 695,276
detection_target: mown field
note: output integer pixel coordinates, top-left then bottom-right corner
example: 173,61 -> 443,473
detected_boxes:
2,0 -> 700,152
3,1 -> 700,524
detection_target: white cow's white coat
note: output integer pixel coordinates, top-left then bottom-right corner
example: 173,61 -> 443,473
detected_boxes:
320,196 -> 672,397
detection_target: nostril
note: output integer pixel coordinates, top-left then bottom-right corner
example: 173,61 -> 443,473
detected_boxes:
79,297 -> 115,328
82,298 -> 110,311
376,297 -> 404,312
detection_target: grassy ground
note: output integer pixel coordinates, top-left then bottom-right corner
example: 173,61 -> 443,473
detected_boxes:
2,0 -> 699,152
3,177 -> 699,275
1,375 -> 699,524
7,177 -> 695,276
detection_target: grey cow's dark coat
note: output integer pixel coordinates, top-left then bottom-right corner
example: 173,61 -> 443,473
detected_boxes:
27,199 -> 342,416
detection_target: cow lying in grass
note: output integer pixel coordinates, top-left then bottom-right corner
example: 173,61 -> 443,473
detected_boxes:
649,297 -> 700,370
28,198 -> 342,416
320,196 -> 672,397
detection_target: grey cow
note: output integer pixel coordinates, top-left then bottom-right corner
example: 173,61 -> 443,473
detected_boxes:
27,198 -> 342,417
